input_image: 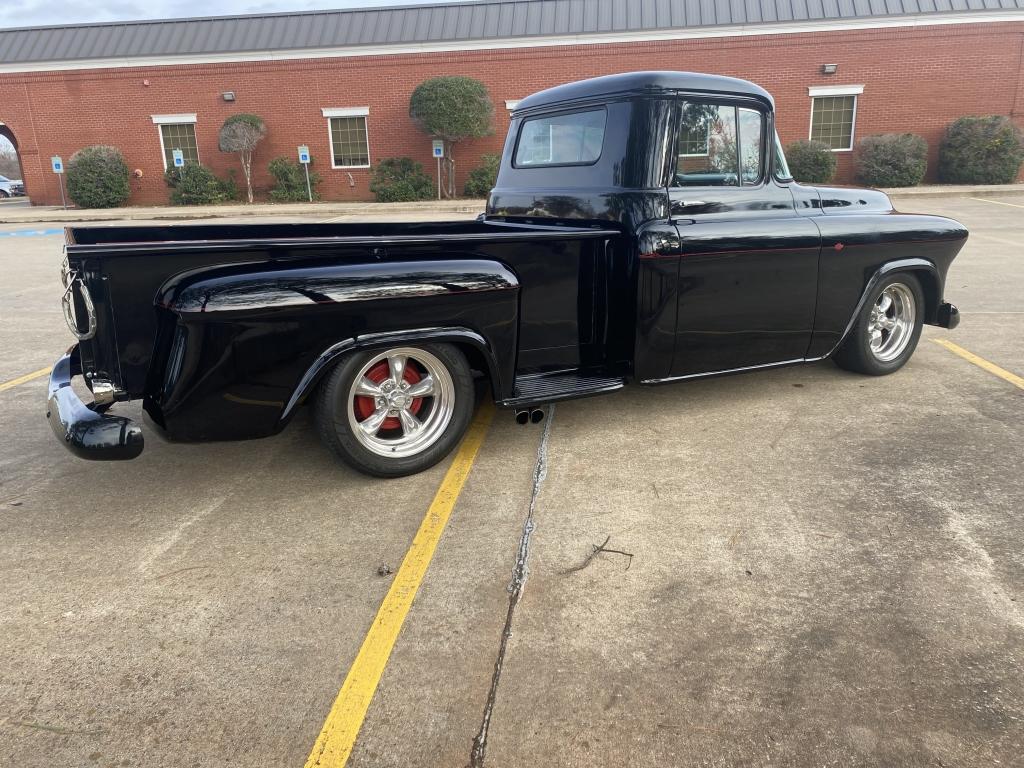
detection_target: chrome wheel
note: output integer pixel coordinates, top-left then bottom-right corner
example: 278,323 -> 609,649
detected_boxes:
346,347 -> 455,459
867,282 -> 916,363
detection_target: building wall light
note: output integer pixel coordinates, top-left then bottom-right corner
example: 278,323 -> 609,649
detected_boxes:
821,64 -> 838,75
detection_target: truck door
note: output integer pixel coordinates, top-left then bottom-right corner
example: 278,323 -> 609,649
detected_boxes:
666,100 -> 820,378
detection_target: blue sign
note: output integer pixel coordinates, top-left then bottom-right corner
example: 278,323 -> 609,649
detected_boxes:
298,145 -> 310,164
51,156 -> 63,174
172,149 -> 185,168
432,140 -> 444,158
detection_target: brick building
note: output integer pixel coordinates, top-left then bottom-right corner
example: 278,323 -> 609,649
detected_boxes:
1,0 -> 1023,206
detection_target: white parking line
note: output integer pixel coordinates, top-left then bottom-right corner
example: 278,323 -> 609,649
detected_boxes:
969,197 -> 1024,209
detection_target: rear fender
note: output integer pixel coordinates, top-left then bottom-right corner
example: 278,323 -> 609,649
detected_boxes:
282,326 -> 504,421
151,258 -> 518,441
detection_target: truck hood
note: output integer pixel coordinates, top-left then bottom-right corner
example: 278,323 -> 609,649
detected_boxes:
806,184 -> 894,214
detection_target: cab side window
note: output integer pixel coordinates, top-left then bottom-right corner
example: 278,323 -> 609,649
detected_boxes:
675,103 -> 738,187
673,102 -> 766,187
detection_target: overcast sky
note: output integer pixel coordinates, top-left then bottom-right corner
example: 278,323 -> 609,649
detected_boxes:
1,0 -> 477,29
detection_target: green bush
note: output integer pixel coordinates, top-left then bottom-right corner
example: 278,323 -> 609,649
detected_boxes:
66,146 -> 130,208
267,156 -> 322,202
938,116 -> 1024,184
164,164 -> 236,205
464,153 -> 500,197
369,157 -> 434,202
785,140 -> 837,184
854,133 -> 928,187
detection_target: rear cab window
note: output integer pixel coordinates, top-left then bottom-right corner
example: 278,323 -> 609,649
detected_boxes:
514,108 -> 607,168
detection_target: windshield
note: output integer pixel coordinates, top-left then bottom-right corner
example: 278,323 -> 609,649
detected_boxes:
0,176 -> 9,182
773,132 -> 792,180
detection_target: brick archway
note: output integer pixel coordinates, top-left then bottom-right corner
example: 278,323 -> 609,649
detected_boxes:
0,122 -> 28,198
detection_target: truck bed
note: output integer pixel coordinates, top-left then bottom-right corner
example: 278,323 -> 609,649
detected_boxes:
64,219 -> 629,436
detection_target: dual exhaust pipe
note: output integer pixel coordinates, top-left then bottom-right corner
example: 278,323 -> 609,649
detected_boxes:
514,408 -> 545,425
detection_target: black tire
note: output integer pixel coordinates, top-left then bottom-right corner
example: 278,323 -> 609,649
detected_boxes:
0,190 -> 9,199
833,272 -> 925,376
313,343 -> 475,478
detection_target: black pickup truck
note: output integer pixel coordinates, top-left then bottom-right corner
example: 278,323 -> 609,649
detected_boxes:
48,71 -> 965,477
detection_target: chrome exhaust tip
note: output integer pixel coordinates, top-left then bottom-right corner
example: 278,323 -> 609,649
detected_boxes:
529,408 -> 544,424
514,409 -> 530,425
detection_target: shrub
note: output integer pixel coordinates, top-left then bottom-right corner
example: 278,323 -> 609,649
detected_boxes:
464,153 -> 500,197
784,140 -> 837,184
938,116 -> 1024,184
66,146 -> 130,208
164,164 -> 236,205
854,133 -> 928,187
268,156 -> 322,202
369,157 -> 434,202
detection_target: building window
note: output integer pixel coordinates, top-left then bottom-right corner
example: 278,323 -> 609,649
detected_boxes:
152,114 -> 199,169
322,107 -> 370,168
808,86 -> 863,151
678,122 -> 710,157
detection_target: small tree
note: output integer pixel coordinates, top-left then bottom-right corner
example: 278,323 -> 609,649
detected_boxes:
464,153 -> 500,198
409,76 -> 494,198
855,133 -> 928,187
785,140 -> 837,184
218,114 -> 267,203
66,146 -> 130,208
939,116 -> 1024,184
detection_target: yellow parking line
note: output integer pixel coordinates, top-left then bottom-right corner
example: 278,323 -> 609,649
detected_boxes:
304,401 -> 495,768
933,339 -> 1024,391
969,197 -> 1024,209
0,367 -> 51,393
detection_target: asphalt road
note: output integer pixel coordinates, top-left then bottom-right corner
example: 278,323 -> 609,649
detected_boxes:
1,197 -> 1021,768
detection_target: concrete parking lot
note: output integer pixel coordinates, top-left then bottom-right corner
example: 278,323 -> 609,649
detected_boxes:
1,196 -> 1021,768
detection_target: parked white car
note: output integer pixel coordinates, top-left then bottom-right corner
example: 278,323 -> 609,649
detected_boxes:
0,174 -> 14,198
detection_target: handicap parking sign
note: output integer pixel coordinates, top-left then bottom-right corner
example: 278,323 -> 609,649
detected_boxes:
298,145 -> 310,164
172,149 -> 185,168
51,156 -> 63,174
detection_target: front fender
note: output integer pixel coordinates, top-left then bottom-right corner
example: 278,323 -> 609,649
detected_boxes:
148,259 -> 519,442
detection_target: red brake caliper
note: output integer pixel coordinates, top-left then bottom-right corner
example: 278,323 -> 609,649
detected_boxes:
353,360 -> 425,431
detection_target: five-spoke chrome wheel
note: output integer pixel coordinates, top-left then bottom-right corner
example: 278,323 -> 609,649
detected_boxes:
346,347 -> 455,458
867,282 -> 916,363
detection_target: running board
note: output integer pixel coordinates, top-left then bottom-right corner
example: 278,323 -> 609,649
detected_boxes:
500,371 -> 626,407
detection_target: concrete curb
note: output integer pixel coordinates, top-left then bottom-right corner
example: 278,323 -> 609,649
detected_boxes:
882,183 -> 1024,198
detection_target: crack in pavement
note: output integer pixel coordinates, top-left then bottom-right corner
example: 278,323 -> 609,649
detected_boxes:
468,405 -> 555,768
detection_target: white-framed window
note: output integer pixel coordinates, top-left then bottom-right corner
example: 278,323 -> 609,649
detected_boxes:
151,114 -> 199,169
322,107 -> 370,168
808,85 -> 863,152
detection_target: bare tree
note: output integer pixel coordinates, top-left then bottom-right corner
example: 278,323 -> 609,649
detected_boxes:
218,114 -> 267,204
0,149 -> 21,179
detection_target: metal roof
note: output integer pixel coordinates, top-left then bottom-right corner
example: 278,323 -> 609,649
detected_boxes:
2,0 -> 1023,66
